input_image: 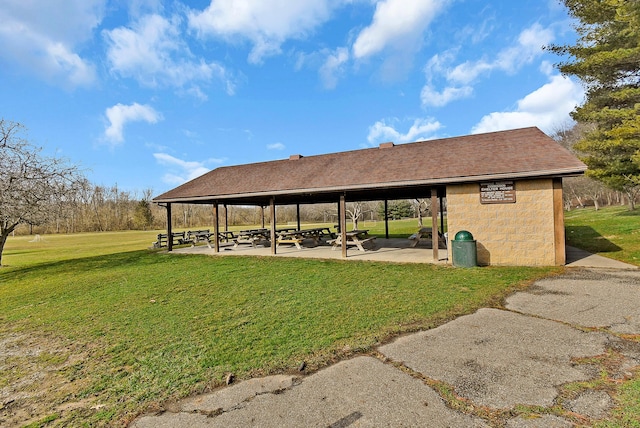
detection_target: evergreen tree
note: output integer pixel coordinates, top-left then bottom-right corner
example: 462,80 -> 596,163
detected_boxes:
133,199 -> 154,230
377,200 -> 414,220
550,0 -> 640,209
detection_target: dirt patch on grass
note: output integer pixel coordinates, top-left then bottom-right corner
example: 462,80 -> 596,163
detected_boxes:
0,328 -> 96,427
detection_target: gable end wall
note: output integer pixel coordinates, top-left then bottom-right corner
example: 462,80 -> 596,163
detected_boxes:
446,178 -> 562,266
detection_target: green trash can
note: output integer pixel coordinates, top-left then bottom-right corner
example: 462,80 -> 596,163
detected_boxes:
452,230 -> 477,267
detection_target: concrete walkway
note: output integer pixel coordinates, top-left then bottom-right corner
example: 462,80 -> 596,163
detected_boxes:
565,245 -> 638,269
132,264 -> 639,427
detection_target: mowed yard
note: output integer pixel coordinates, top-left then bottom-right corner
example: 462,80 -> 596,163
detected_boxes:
0,213 -> 637,427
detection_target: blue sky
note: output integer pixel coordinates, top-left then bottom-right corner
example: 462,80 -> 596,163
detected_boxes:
0,0 -> 583,196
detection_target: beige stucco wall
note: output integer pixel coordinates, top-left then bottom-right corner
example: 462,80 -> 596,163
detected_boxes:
446,178 -> 563,266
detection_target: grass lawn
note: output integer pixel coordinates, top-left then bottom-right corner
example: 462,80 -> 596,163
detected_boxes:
565,205 -> 640,266
1,227 -> 554,426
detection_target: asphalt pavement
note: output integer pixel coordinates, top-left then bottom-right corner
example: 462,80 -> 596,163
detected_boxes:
131,255 -> 639,427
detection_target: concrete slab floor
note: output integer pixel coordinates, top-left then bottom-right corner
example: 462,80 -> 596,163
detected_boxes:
170,238 -> 450,264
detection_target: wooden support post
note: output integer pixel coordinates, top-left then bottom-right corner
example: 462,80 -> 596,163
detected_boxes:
431,188 -> 439,261
261,206 -> 265,229
439,192 -> 445,234
213,203 -> 220,253
270,198 -> 277,255
296,204 -> 301,230
224,204 -> 229,234
384,199 -> 389,239
340,194 -> 347,258
166,203 -> 173,252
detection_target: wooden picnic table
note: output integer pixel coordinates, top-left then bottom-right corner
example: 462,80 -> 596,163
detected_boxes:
276,230 -> 307,249
187,229 -> 212,246
234,228 -> 271,247
315,227 -> 337,240
153,231 -> 188,248
276,227 -> 298,233
330,229 -> 376,252
186,229 -> 239,248
276,227 -> 336,249
408,227 -> 445,248
218,230 -> 237,242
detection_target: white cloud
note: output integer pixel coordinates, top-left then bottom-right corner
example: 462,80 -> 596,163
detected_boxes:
188,0 -> 338,64
447,60 -> 493,86
421,51 -> 475,106
0,0 -> 103,87
153,153 -> 214,185
471,73 -> 584,135
104,103 -> 162,144
421,84 -> 473,107
267,142 -> 286,150
421,23 -> 556,108
352,0 -> 446,60
104,14 -> 234,97
367,117 -> 442,145
495,23 -> 554,73
319,47 -> 350,89
449,23 -> 554,85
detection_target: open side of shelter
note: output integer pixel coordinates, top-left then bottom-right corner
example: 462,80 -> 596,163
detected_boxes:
153,127 -> 587,266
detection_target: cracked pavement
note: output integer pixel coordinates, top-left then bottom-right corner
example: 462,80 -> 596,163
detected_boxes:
131,266 -> 640,427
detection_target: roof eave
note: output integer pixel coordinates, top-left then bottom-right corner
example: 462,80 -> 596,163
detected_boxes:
152,167 -> 586,204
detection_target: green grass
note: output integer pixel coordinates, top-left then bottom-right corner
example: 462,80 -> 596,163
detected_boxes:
1,230 -> 161,268
594,374 -> 640,428
357,218 -> 440,238
565,206 -> 640,266
1,226 -> 553,426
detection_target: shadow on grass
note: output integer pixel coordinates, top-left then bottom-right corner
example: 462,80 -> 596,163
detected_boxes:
565,225 -> 623,253
615,209 -> 640,217
0,249 -> 168,280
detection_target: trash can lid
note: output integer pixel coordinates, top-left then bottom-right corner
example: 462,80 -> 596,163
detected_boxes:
454,230 -> 474,241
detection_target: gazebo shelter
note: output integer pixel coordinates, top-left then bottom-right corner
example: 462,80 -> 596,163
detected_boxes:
153,127 -> 586,266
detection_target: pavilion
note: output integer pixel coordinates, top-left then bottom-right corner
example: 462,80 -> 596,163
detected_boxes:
153,127 -> 586,266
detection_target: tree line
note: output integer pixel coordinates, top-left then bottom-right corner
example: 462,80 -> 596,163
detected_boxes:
553,123 -> 637,211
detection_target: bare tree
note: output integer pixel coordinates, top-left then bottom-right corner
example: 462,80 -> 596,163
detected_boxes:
412,199 -> 430,227
0,119 -> 84,266
554,123 -> 610,210
346,202 -> 375,230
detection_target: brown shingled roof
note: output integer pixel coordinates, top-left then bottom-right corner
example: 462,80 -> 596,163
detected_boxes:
153,127 -> 586,205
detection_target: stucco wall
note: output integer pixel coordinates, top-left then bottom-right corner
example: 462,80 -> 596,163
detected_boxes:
446,179 -> 562,266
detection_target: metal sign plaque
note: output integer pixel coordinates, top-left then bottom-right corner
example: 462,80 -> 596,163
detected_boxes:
480,181 -> 516,204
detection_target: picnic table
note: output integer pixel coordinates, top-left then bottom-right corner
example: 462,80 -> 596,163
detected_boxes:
233,228 -> 271,247
186,229 -> 212,246
153,231 -> 189,248
329,229 -> 376,252
408,227 -> 446,248
218,230 -> 237,242
276,227 -> 336,249
185,229 -> 238,248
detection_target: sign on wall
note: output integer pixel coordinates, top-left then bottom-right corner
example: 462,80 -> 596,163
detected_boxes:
480,181 -> 516,204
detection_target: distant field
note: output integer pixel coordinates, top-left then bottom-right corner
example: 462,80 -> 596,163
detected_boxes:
2,218 -> 431,268
564,206 -> 640,266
